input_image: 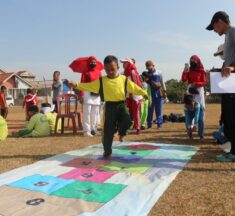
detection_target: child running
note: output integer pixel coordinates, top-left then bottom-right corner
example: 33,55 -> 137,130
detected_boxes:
69,55 -> 148,159
184,94 -> 204,140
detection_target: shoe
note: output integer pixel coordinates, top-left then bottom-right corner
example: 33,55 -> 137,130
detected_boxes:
141,126 -> 146,130
136,129 -> 140,135
200,136 -> 204,141
219,141 -> 231,153
119,135 -> 125,142
216,152 -> 235,162
103,153 -> 112,160
83,132 -> 93,137
91,130 -> 101,136
157,125 -> 162,129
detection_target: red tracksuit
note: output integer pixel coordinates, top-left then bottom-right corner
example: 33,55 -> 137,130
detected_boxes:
124,62 -> 142,132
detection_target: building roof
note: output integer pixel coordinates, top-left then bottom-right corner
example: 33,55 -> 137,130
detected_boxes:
29,80 -> 53,89
0,69 -> 7,74
17,70 -> 35,78
0,73 -> 14,84
0,72 -> 33,87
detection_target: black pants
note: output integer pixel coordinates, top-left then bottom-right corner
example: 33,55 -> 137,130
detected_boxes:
221,94 -> 235,154
53,100 -> 60,113
0,109 -> 7,119
102,101 -> 132,156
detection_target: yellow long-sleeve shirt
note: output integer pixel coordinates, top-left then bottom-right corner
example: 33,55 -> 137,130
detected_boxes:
75,75 -> 147,102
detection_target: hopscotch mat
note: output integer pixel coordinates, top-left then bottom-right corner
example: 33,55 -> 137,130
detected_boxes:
0,142 -> 198,216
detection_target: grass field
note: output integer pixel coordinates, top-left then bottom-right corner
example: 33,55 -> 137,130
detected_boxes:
1,104 -> 235,216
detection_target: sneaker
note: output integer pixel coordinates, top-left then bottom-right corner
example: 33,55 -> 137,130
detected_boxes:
91,130 -> 101,136
119,135 -> 125,142
83,132 -> 93,137
216,152 -> 235,162
136,129 -> 140,135
219,141 -> 231,153
141,126 -> 146,130
103,153 -> 112,160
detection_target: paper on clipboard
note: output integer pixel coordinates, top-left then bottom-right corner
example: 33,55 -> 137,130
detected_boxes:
210,72 -> 235,94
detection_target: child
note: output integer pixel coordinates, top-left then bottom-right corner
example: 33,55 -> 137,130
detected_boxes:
40,103 -> 61,133
121,58 -> 142,134
52,71 -> 63,113
184,94 -> 204,140
140,72 -> 152,130
0,115 -> 8,141
22,88 -> 38,120
13,105 -> 50,137
69,55 -> 148,159
0,86 -> 8,119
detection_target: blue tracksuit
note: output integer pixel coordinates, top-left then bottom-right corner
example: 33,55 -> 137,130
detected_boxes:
147,69 -> 164,128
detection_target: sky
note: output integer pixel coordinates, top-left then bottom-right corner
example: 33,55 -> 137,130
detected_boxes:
0,0 -> 235,81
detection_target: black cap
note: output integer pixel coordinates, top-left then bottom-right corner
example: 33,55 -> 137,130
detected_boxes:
206,11 -> 230,31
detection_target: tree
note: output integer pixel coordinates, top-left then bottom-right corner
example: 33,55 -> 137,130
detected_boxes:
165,79 -> 187,103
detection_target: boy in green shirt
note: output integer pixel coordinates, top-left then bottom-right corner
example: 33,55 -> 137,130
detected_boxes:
13,105 -> 50,137
69,55 -> 148,159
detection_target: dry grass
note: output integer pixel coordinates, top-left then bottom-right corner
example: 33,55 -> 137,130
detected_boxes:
1,104 -> 235,216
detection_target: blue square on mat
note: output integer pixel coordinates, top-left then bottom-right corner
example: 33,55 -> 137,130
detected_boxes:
7,174 -> 75,195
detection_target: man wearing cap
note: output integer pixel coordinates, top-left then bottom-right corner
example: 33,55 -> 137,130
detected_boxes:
145,60 -> 167,129
207,11 -> 235,162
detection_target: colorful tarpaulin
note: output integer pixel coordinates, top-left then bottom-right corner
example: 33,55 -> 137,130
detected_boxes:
0,142 -> 198,216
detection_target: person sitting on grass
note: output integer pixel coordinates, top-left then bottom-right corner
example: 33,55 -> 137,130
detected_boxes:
13,105 -> 50,137
184,94 -> 204,140
40,103 -> 61,133
0,115 -> 8,141
69,55 -> 148,159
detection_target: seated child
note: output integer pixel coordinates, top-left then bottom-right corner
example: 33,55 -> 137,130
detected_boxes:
14,105 -> 50,137
0,115 -> 8,141
140,71 -> 152,130
69,55 -> 148,159
184,94 -> 204,140
40,103 -> 61,133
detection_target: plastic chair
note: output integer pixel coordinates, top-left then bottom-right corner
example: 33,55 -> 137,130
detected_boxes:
55,94 -> 82,134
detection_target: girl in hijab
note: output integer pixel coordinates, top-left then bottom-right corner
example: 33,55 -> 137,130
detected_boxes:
121,58 -> 142,134
181,55 -> 207,109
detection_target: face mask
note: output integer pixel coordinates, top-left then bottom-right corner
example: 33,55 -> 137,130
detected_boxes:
190,62 -> 197,69
90,63 -> 96,68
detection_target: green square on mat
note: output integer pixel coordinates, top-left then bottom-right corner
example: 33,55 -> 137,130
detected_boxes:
51,181 -> 126,203
149,150 -> 194,160
112,148 -> 152,157
100,161 -> 152,173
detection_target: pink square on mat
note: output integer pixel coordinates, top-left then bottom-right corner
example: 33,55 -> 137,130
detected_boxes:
58,168 -> 116,183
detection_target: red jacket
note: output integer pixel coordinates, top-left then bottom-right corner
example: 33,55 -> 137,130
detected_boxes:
22,94 -> 38,111
181,55 -> 207,87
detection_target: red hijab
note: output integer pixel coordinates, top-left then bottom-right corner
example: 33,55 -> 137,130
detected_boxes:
189,55 -> 204,71
124,61 -> 141,86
